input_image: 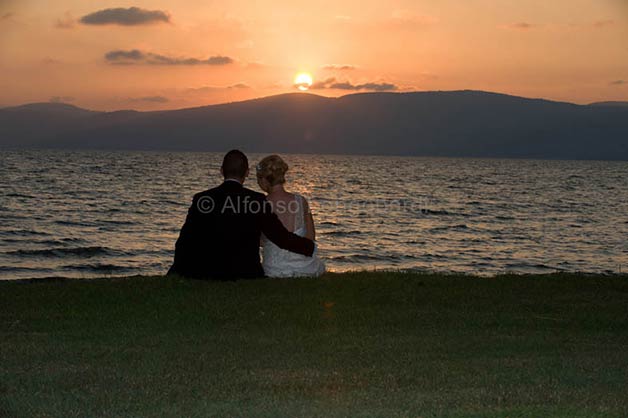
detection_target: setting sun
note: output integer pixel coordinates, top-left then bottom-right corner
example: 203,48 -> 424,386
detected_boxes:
294,73 -> 313,91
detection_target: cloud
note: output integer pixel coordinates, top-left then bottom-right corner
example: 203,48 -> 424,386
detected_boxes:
55,12 -> 75,29
185,83 -> 251,93
129,96 -> 169,103
104,49 -> 234,66
42,57 -> 61,65
502,20 -> 615,31
352,82 -> 398,91
502,22 -> 539,31
322,64 -> 357,71
332,82 -> 398,91
49,96 -> 75,103
310,77 -> 337,90
592,20 -> 614,28
80,7 -> 170,26
610,80 -> 625,86
309,77 -> 398,91
105,49 -> 145,61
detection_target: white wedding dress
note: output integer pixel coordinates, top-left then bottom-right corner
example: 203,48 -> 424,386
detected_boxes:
262,194 -> 326,278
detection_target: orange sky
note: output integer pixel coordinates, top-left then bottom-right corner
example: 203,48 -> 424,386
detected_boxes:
0,0 -> 627,110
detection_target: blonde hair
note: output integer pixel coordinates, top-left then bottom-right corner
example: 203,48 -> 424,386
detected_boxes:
256,155 -> 289,186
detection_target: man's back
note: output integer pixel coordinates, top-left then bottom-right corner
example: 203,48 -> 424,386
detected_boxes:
169,180 -> 314,279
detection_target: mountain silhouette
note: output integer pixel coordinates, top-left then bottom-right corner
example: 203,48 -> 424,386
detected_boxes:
588,101 -> 628,108
1,91 -> 627,160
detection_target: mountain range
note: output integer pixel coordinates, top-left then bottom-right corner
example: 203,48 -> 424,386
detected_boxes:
1,91 -> 627,160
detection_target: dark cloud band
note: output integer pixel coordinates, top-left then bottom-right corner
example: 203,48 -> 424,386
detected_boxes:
310,77 -> 398,91
504,22 -> 537,30
322,64 -> 356,71
81,7 -> 170,26
105,49 -> 234,66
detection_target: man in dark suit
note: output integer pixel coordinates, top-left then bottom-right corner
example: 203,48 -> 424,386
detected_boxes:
168,150 -> 314,279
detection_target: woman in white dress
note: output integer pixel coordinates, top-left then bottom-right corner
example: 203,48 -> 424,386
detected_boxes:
256,155 -> 325,278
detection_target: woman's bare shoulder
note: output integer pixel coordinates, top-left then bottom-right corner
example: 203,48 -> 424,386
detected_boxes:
266,191 -> 298,204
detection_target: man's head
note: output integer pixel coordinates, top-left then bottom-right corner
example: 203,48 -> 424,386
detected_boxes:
221,149 -> 249,182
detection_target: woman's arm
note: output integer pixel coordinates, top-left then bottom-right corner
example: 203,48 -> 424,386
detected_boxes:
303,197 -> 316,241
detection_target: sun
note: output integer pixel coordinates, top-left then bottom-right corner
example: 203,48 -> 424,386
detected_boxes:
294,72 -> 313,91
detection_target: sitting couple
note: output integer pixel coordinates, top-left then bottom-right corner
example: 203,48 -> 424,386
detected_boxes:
168,150 -> 325,279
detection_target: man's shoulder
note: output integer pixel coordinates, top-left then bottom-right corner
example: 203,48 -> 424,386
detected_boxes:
191,184 -> 266,202
192,188 -> 217,201
240,187 -> 266,201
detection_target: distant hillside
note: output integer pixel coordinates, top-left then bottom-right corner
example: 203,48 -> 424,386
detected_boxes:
2,91 -> 628,160
588,101 -> 628,108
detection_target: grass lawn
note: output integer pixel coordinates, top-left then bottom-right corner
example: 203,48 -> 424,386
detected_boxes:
1,272 -> 628,417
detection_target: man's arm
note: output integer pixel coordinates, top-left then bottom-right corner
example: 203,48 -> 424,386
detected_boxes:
302,197 -> 316,241
261,200 -> 315,257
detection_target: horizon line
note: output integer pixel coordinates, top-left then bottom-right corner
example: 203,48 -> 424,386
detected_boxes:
2,89 -> 625,113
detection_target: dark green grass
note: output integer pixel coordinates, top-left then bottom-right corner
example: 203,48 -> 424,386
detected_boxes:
1,272 -> 628,417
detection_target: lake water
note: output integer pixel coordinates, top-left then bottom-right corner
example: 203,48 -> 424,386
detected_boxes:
0,150 -> 627,279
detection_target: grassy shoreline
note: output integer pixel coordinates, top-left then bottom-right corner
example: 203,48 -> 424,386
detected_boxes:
2,272 -> 627,417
